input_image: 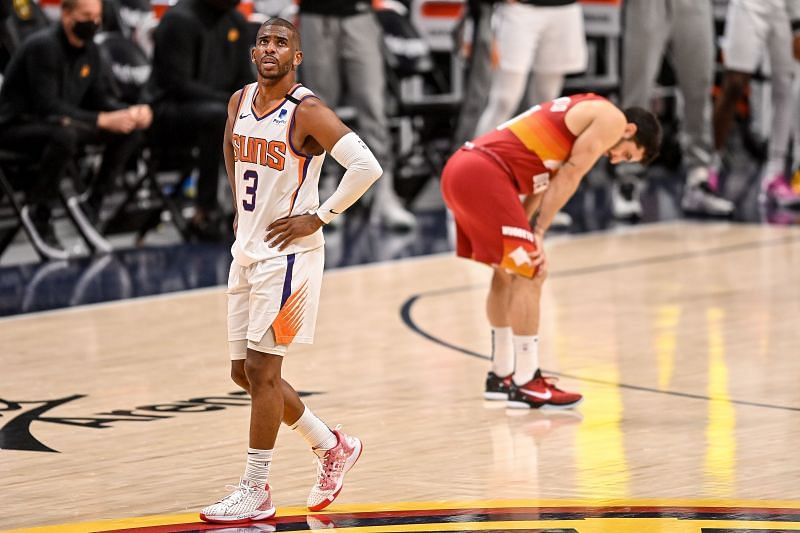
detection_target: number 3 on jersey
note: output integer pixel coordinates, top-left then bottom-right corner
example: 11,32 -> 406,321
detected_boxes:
242,169 -> 258,211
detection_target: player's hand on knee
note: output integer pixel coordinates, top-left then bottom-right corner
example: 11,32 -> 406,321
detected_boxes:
265,214 -> 324,250
534,255 -> 548,280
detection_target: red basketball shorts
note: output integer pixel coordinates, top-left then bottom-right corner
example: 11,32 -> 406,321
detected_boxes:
440,148 -> 538,278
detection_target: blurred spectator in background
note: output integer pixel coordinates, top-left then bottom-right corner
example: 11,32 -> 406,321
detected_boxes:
473,0 -> 587,138
0,0 -> 50,71
451,0 -> 494,152
0,0 -> 150,250
616,0 -> 733,219
147,0 -> 254,240
713,0 -> 800,207
298,0 -> 416,230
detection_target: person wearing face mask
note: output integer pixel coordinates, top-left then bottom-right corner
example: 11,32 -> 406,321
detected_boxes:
146,0 -> 254,241
0,0 -> 151,254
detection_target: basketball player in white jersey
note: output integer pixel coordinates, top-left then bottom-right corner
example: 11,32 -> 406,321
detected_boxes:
199,18 -> 382,524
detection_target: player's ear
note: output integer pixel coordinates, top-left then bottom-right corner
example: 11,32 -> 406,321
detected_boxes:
251,47 -> 256,63
624,122 -> 638,139
294,50 -> 303,70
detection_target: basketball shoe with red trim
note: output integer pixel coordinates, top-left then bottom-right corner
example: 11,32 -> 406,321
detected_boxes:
199,478 -> 275,524
507,370 -> 583,410
484,371 -> 513,400
307,426 -> 362,511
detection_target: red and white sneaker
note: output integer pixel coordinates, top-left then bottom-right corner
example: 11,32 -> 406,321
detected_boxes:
307,426 -> 363,511
199,478 -> 276,524
507,370 -> 583,410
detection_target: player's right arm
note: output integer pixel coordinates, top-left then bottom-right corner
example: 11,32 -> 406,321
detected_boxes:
265,98 -> 383,250
224,89 -> 243,235
535,105 -> 626,235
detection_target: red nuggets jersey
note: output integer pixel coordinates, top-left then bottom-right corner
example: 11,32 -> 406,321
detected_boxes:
472,93 -> 607,194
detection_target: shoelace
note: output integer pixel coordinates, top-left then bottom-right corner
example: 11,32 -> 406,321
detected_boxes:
218,483 -> 257,508
314,452 -> 345,489
541,375 -> 564,391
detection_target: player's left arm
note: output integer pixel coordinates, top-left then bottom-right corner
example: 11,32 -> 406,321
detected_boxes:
266,98 -> 383,250
535,109 -> 626,235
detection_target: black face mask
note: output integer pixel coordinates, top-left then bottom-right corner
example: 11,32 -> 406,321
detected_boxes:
72,19 -> 99,41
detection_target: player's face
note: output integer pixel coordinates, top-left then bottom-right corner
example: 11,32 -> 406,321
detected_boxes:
252,26 -> 301,80
606,139 -> 645,164
605,122 -> 645,164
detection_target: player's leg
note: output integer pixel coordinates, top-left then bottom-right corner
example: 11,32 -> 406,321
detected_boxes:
441,150 -> 515,398
230,359 -> 310,428
473,2 -> 538,136
506,268 -> 582,410
714,1 -> 762,155
760,11 -> 800,205
199,350 -> 280,524
613,0 -> 669,219
200,263 -> 277,524
484,267 -> 514,399
670,0 -> 734,215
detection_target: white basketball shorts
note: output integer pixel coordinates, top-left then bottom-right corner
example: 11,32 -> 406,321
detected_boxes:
227,245 -> 324,359
493,2 -> 587,75
721,2 -> 793,76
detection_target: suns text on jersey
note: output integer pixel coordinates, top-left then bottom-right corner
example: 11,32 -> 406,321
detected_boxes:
232,134 -> 286,171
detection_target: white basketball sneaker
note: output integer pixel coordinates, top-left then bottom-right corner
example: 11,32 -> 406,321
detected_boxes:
307,426 -> 363,511
199,478 -> 276,524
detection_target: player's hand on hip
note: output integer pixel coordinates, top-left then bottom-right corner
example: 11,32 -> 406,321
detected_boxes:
265,214 -> 324,251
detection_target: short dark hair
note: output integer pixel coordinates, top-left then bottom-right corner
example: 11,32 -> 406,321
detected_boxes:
624,106 -> 662,165
258,17 -> 301,49
61,0 -> 80,11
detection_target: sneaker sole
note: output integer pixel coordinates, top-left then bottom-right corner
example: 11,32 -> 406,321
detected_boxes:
506,398 -> 583,410
199,506 -> 276,524
308,438 -> 363,512
483,391 -> 508,400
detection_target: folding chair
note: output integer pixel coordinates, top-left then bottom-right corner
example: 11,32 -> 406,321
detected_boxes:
90,31 -> 192,243
377,5 -> 461,202
0,150 -> 70,261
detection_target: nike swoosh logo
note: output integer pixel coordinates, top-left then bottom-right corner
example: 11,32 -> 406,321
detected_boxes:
329,209 -> 340,214
520,388 -> 552,400
239,113 -> 251,119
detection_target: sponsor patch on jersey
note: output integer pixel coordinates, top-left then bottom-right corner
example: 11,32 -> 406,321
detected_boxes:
273,108 -> 288,124
532,172 -> 550,194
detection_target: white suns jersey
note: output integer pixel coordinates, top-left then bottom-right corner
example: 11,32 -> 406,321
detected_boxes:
231,83 -> 325,266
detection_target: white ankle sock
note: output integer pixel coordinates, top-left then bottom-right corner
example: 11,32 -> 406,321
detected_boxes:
491,326 -> 514,377
290,407 -> 337,457
244,447 -> 272,488
513,335 -> 539,386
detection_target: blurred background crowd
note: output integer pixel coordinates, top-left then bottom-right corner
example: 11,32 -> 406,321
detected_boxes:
2,0 -> 800,265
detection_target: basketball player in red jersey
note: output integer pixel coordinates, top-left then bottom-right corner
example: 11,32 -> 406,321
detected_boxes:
441,94 -> 661,409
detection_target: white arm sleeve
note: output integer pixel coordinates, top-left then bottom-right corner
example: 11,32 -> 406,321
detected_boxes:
316,132 -> 383,224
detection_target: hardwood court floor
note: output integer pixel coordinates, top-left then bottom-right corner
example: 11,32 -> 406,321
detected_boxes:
2,221 -> 800,531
